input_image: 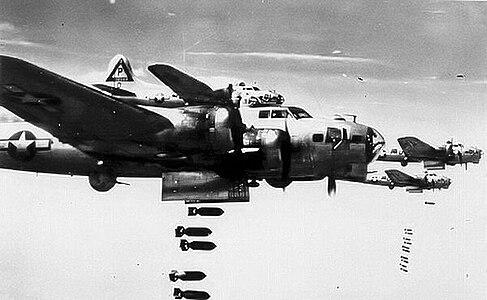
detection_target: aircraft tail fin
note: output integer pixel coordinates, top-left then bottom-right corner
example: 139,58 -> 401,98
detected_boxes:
385,169 -> 415,185
398,136 -> 437,158
105,54 -> 135,83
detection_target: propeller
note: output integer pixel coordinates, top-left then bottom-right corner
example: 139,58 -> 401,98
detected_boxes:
327,177 -> 336,196
282,117 -> 292,181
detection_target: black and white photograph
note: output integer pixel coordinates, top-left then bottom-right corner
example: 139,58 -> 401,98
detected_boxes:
0,1 -> 485,299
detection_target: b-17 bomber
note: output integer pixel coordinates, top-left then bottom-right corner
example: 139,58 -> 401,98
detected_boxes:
365,170 -> 452,193
0,55 -> 389,200
378,137 -> 482,170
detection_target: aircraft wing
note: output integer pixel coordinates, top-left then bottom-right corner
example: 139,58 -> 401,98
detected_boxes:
385,169 -> 416,186
398,136 -> 438,158
147,64 -> 231,105
0,55 -> 173,158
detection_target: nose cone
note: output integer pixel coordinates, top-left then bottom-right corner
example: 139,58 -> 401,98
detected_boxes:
366,127 -> 385,163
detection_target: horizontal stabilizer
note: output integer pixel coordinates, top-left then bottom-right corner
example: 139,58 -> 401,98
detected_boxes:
148,64 -> 213,99
148,64 -> 232,104
92,84 -> 137,97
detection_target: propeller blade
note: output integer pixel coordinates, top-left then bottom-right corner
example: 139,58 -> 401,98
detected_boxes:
327,177 -> 336,196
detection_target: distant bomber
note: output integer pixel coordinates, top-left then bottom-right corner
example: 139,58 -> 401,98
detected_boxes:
378,137 -> 482,170
366,170 -> 451,193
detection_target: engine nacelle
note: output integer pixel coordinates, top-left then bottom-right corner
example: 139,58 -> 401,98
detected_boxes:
242,128 -> 291,179
0,130 -> 51,161
161,171 -> 249,203
159,106 -> 237,155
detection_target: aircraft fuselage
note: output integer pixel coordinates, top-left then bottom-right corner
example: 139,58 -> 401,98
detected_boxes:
0,103 -> 385,193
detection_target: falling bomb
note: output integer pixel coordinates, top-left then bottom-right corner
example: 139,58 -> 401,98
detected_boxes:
175,226 -> 212,237
180,239 -> 217,251
169,270 -> 207,282
173,288 -> 210,299
188,207 -> 224,217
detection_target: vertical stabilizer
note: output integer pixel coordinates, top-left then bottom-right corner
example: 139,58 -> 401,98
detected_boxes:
106,54 -> 135,82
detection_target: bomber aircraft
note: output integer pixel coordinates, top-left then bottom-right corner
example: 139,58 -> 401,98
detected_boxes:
366,170 -> 452,193
0,55 -> 386,202
378,137 -> 482,170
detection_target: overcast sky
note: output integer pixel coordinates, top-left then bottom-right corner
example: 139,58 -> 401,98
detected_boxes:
0,1 -> 486,299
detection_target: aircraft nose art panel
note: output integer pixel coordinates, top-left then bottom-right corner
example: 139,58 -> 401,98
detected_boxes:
0,56 -> 173,151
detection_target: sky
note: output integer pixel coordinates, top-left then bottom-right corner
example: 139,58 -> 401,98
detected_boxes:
0,1 -> 486,299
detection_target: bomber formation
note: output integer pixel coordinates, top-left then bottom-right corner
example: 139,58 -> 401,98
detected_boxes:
0,54 -> 482,201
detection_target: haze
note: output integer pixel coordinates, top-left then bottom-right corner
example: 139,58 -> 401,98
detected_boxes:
0,1 -> 485,299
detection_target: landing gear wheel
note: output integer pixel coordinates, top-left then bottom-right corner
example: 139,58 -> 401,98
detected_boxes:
327,177 -> 336,195
266,178 -> 292,189
89,171 -> 117,192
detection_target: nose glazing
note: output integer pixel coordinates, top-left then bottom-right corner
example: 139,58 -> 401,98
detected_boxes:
366,127 -> 385,163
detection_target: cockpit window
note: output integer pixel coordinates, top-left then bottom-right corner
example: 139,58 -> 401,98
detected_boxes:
258,110 -> 270,118
365,127 -> 385,163
312,134 -> 324,142
351,135 -> 363,143
253,87 -> 260,91
326,127 -> 342,143
271,110 -> 288,118
288,107 -> 312,119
